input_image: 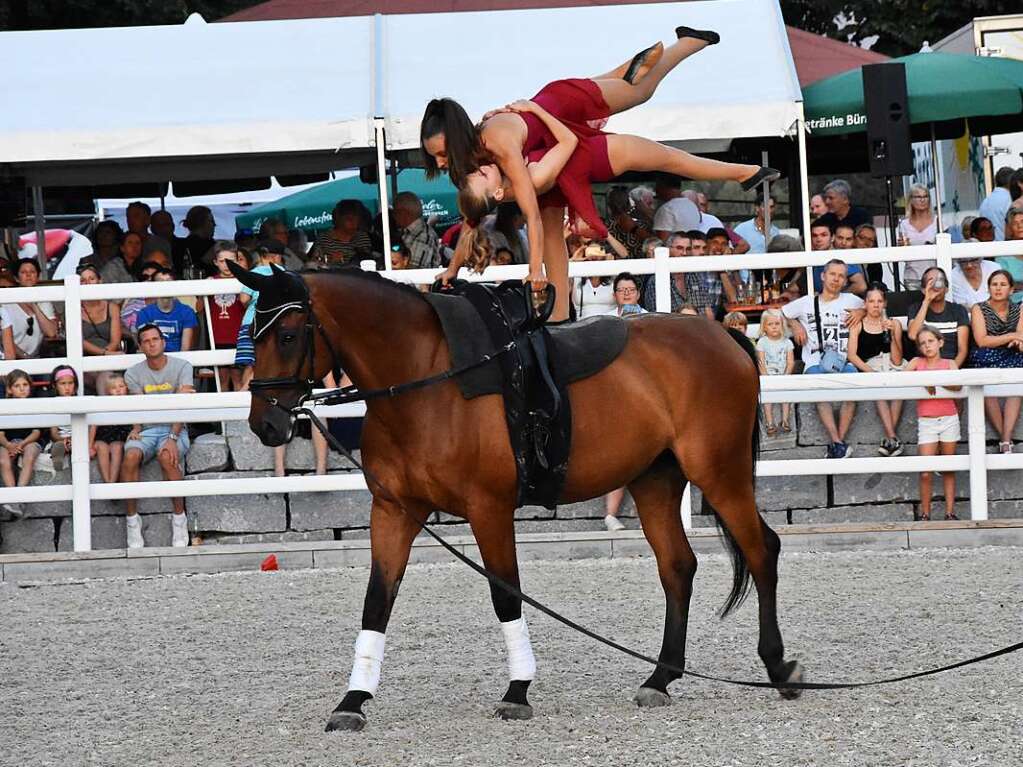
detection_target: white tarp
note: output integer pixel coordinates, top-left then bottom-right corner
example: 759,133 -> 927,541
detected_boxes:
382,0 -> 802,149
0,14 -> 374,167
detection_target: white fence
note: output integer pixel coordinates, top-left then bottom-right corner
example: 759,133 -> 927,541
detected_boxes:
1,235 -> 1022,552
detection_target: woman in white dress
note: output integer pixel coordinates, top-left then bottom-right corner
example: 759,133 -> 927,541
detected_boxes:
898,183 -> 937,289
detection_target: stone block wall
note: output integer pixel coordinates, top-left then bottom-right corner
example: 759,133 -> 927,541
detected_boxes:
2,403 -> 1022,554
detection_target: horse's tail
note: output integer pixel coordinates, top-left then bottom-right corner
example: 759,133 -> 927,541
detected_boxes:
709,326 -> 762,619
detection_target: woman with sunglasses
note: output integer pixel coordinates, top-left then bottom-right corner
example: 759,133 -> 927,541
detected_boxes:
1,259 -> 58,360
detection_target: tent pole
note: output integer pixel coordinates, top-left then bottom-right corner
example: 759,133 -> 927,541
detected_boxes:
929,123 -> 944,232
31,185 -> 47,273
375,118 -> 393,271
796,105 -> 813,296
390,158 -> 399,201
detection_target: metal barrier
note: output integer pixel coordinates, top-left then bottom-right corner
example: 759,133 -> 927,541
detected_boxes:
0,235 -> 1021,551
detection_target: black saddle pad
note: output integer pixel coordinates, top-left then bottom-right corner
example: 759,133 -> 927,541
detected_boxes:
424,293 -> 629,399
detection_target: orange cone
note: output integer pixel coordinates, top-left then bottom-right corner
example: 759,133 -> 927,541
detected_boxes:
260,553 -> 279,571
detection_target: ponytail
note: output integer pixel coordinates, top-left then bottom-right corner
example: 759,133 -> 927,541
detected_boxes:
455,225 -> 494,274
420,97 -> 487,187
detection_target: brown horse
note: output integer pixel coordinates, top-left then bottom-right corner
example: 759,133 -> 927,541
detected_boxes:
229,263 -> 803,732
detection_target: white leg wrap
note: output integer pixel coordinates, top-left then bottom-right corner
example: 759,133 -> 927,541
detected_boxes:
501,618 -> 536,681
346,630 -> 386,695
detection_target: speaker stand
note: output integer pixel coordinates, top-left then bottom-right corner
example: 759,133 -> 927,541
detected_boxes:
883,175 -> 902,291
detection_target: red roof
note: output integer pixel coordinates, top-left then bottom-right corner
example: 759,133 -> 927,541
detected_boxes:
222,0 -> 888,87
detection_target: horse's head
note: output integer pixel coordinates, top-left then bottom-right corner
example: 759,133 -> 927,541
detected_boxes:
228,260 -> 335,447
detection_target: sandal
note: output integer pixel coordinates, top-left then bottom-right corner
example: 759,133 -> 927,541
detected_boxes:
918,513 -> 930,522
780,421 -> 792,433
944,513 -> 959,521
765,424 -> 777,436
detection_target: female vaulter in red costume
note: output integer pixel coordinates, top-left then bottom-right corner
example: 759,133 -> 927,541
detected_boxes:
422,28 -> 778,321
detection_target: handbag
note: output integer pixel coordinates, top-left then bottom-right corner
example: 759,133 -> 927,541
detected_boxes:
814,294 -> 847,373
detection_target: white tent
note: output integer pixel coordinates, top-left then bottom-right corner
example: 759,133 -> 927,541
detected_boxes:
382,0 -> 803,152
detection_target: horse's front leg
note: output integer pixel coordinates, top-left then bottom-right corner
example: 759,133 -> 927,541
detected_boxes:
325,496 -> 422,732
469,507 -> 537,720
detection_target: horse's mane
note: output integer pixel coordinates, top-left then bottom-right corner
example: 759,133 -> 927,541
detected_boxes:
308,266 -> 429,304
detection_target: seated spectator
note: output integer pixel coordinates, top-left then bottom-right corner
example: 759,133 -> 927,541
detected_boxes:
951,256 -> 999,308
571,243 -> 617,320
606,272 -> 648,317
897,184 -> 937,289
688,230 -> 731,318
641,237 -> 663,259
722,311 -> 747,333
206,242 -> 246,392
390,242 -> 412,271
257,217 -> 304,272
782,259 -> 864,458
642,233 -> 688,313
767,234 -> 807,297
818,179 -> 871,233
77,265 -> 123,357
0,369 -> 42,520
629,185 -> 656,227
175,205 -> 216,278
957,215 -> 976,243
90,373 -> 131,484
311,200 -> 374,266
394,192 -> 443,269
121,324 -> 194,548
908,325 -> 962,521
810,219 -> 866,296
832,223 -> 855,250
119,261 -> 161,340
854,223 -> 877,250
47,364 -> 79,471
969,270 -> 1023,454
1,259 -> 58,360
652,174 -> 700,241
733,195 -> 780,254
995,209 -> 1023,291
756,309 -> 795,435
809,193 -> 827,218
907,266 -> 970,369
847,283 -> 906,457
492,247 -> 515,266
90,220 -> 123,270
978,167 -> 1014,240
150,209 -> 178,253
971,216 -> 995,243
706,227 -> 731,256
100,231 -> 143,285
605,186 -> 650,260
125,201 -> 172,258
135,269 -> 198,352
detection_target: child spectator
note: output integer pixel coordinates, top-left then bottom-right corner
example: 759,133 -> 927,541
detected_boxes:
907,326 -> 962,520
722,311 -> 748,334
135,269 -> 198,352
89,373 -> 131,484
206,242 -> 246,392
47,365 -> 78,471
756,309 -> 795,435
0,369 -> 42,519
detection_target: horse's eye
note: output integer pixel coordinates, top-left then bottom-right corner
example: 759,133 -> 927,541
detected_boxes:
280,332 -> 297,345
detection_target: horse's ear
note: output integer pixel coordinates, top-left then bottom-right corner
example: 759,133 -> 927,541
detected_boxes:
227,259 -> 269,291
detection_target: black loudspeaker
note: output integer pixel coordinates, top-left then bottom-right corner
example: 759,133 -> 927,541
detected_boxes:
862,62 -> 913,177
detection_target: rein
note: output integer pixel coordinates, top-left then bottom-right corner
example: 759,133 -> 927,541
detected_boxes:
253,296 -> 1023,693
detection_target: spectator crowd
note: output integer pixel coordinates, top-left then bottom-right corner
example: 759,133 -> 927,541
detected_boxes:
2,163 -> 1023,539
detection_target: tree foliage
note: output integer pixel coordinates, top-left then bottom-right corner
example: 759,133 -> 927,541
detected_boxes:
0,1 -> 257,31
781,0 -> 1022,56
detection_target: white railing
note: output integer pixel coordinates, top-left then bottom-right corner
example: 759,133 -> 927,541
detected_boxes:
1,235 -> 1021,552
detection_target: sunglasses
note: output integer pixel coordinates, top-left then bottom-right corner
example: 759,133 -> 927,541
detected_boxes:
26,316 -> 34,336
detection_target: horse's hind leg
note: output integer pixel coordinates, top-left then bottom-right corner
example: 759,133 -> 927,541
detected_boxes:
468,507 -> 537,721
628,454 -> 695,708
326,497 -> 422,732
698,475 -> 803,699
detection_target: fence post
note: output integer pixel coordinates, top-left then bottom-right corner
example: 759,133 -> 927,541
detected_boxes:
64,274 -> 92,551
967,385 -> 988,521
935,232 -> 953,280
654,246 -> 670,313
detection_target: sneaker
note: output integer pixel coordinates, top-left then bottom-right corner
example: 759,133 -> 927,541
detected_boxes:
887,438 -> 904,457
171,514 -> 189,547
833,442 -> 852,459
604,514 -> 626,532
0,503 -> 24,522
825,442 -> 837,459
126,516 -> 145,549
51,441 -> 66,472
877,439 -> 891,457
1000,441 -> 1014,455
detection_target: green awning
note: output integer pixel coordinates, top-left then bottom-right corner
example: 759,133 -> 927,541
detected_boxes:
803,51 -> 1023,139
235,169 -> 459,233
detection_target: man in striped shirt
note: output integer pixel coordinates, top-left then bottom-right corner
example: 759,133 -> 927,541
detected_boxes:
394,192 -> 442,269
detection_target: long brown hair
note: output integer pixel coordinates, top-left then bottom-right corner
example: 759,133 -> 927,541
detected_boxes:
420,98 -> 489,188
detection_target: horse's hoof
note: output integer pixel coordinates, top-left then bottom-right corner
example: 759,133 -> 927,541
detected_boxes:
777,660 -> 804,700
494,701 -> 534,720
325,710 -> 367,732
634,686 -> 672,708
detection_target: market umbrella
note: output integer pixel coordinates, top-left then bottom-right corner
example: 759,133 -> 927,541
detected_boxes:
804,51 -> 1023,229
234,168 -> 459,234
803,51 -> 1023,140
